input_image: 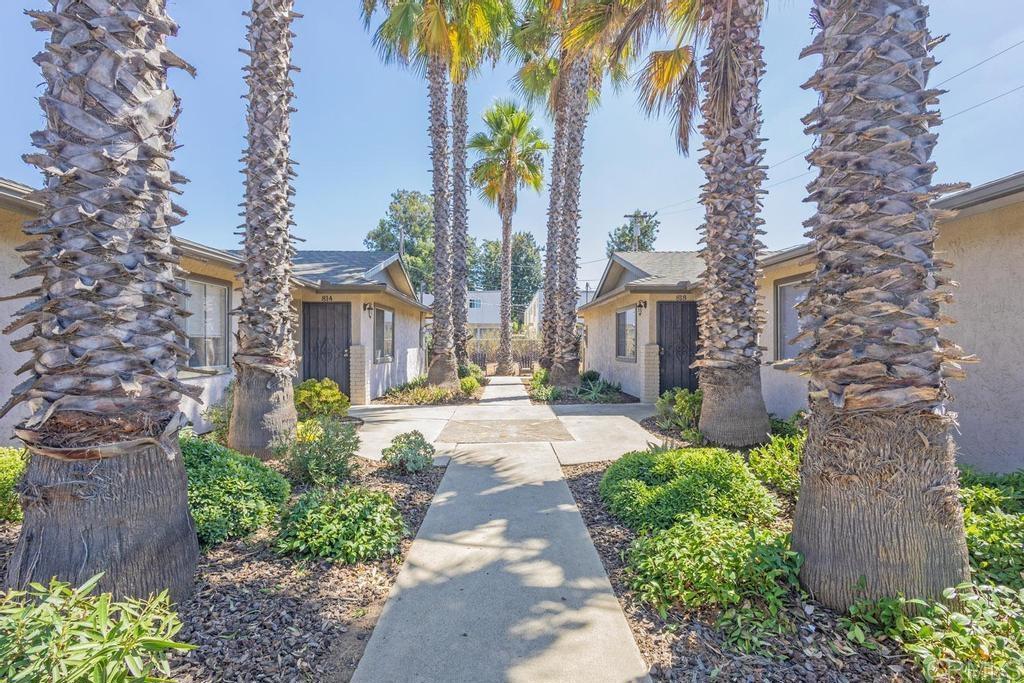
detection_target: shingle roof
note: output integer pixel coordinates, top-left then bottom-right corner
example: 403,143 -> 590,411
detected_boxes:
612,251 -> 705,287
228,249 -> 398,286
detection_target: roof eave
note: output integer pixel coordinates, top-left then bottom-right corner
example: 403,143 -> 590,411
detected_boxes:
934,170 -> 1024,211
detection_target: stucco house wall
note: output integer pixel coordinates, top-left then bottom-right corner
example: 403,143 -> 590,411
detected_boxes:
581,293 -> 649,399
0,204 -> 34,443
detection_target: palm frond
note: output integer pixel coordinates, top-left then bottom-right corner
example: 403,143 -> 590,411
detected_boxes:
635,45 -> 699,154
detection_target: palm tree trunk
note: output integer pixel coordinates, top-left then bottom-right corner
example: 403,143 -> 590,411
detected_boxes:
789,0 -> 970,610
426,56 -> 458,385
540,73 -> 569,371
4,0 -> 199,600
496,198 -> 516,374
693,0 -> 770,446
550,56 -> 593,387
450,78 -> 470,367
229,0 -> 300,459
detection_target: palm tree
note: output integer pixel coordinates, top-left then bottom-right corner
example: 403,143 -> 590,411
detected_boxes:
364,0 -> 459,385
3,0 -> 198,600
788,0 -> 970,610
229,0 -> 300,458
468,101 -> 548,373
449,0 -> 513,367
580,0 -> 770,445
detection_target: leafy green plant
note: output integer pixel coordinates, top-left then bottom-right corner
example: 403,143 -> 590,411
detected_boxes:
0,574 -> 193,682
181,434 -> 290,548
529,367 -> 550,391
531,384 -> 562,402
579,369 -> 600,384
200,380 -> 234,445
277,487 -> 406,563
960,467 -> 1023,515
655,388 -> 702,432
382,430 -> 436,474
964,508 -> 1024,588
626,514 -> 802,651
0,447 -> 27,522
748,432 -> 805,499
294,377 -> 350,420
842,583 -> 1024,682
769,411 -> 805,438
575,379 -> 622,403
458,362 -> 487,386
600,445 -> 779,530
283,417 -> 359,488
460,376 -> 480,395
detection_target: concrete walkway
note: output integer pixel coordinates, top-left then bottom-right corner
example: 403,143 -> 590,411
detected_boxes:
351,377 -> 651,683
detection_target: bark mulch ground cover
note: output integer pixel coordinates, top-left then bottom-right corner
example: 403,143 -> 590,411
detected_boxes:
0,460 -> 445,683
563,461 -> 921,683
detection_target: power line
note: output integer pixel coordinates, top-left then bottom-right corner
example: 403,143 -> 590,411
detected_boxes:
945,82 -> 1024,120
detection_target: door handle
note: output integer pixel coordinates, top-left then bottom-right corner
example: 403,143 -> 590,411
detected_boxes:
343,349 -> 349,358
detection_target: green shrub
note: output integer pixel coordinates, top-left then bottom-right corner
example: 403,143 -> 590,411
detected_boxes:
600,446 -> 778,530
460,376 -> 480,395
579,369 -> 600,384
382,376 -> 469,404
529,367 -> 550,391
294,377 -> 350,420
0,574 -> 192,682
531,384 -> 562,402
458,362 -> 486,386
277,487 -> 406,562
960,483 -> 1014,515
748,433 -> 805,498
381,430 -> 435,474
627,514 -> 801,651
283,417 -> 359,488
843,583 -> 1024,682
964,508 -> 1024,588
655,388 -> 702,433
960,467 -> 1023,515
181,434 -> 290,547
769,411 -> 805,438
0,447 -> 27,522
575,379 -> 622,403
201,381 -> 234,445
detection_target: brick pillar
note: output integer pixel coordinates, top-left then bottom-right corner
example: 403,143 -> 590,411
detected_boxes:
349,345 -> 368,405
641,343 -> 661,403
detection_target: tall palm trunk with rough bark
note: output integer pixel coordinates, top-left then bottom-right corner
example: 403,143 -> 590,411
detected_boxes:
496,190 -> 516,374
426,56 -> 459,385
3,0 -> 199,600
693,0 -> 771,446
540,77 -> 569,370
229,0 -> 300,459
450,79 -> 470,367
789,0 -> 970,610
550,56 -> 593,387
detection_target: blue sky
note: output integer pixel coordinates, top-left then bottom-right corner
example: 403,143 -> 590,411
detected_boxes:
1,2 -> 1021,287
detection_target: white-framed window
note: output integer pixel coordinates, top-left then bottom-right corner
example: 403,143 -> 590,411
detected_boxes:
374,306 -> 395,363
775,278 -> 810,360
469,299 -> 482,309
176,277 -> 229,369
615,306 -> 637,362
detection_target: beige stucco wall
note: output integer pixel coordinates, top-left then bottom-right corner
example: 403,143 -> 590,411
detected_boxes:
0,205 -> 35,444
758,198 -> 1024,472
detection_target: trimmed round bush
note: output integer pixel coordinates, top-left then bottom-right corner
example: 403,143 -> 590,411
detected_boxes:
459,376 -> 480,395
600,446 -> 778,530
579,369 -> 600,384
277,487 -> 406,563
294,377 -> 350,420
748,433 -> 804,498
181,435 -> 290,548
382,430 -> 435,474
0,447 -> 27,522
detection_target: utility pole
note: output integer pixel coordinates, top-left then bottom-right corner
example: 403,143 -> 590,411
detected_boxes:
624,211 -> 657,251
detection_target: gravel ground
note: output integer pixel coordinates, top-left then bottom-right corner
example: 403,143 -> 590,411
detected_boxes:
563,462 -> 921,683
0,460 -> 445,683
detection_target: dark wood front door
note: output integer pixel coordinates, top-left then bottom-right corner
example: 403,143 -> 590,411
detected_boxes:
657,301 -> 699,393
302,302 -> 351,395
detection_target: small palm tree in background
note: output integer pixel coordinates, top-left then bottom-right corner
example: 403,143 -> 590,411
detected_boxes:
468,101 -> 548,373
364,0 -> 460,385
229,0 -> 300,458
4,0 -> 198,600
789,0 -> 971,610
449,0 -> 514,367
581,0 -> 771,445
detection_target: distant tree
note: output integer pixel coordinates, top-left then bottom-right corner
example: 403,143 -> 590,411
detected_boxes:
474,232 -> 543,325
606,211 -> 660,256
364,190 -> 435,294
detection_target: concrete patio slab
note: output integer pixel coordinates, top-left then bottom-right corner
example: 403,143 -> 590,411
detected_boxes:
438,418 -> 574,444
351,442 -> 650,683
450,404 -> 556,421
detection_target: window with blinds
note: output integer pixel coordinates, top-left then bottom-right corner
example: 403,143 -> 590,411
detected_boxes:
615,306 -> 637,361
374,306 -> 395,363
176,278 -> 229,368
776,279 -> 810,360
